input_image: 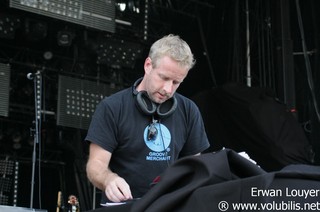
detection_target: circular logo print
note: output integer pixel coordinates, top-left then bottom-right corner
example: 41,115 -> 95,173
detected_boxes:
144,123 -> 171,152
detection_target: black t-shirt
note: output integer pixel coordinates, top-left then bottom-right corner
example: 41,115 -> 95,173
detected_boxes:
85,86 -> 210,202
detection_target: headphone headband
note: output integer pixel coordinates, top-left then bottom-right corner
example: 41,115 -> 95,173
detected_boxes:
132,77 -> 143,96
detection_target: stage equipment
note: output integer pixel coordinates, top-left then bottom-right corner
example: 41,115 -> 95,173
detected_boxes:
143,0 -> 148,40
26,70 -> 43,210
0,14 -> 21,39
9,0 -> 115,33
24,18 -> 47,41
0,63 -> 10,117
57,75 -> 118,130
57,29 -> 74,46
96,39 -> 143,68
0,156 -> 19,206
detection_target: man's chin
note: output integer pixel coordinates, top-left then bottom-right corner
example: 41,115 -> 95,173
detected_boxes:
151,94 -> 169,104
153,98 -> 166,104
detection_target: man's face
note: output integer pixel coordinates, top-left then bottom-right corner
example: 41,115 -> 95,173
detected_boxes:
144,56 -> 189,104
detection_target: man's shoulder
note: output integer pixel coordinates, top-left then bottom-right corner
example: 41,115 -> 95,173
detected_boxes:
102,87 -> 132,101
175,93 -> 197,107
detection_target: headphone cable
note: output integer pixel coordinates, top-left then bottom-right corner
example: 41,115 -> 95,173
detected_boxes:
158,120 -> 170,167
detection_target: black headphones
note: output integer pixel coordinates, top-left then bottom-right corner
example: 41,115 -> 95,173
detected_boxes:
132,78 -> 177,118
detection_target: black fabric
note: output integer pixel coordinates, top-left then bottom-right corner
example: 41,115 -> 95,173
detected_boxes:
131,149 -> 267,212
86,149 -> 320,212
192,83 -> 314,171
130,149 -> 320,212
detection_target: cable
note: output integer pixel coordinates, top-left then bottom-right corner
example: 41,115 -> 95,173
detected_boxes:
196,11 -> 217,87
158,120 -> 170,167
295,0 -> 320,123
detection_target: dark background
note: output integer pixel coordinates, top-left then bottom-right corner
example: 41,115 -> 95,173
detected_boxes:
1,0 -> 320,211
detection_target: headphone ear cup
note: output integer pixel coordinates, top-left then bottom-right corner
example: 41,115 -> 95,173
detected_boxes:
157,96 -> 177,118
136,91 -> 157,116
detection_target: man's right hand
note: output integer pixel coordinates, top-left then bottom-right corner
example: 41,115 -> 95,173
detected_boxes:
104,173 -> 133,203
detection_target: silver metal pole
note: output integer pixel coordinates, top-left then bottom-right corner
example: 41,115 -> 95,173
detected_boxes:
28,70 -> 42,209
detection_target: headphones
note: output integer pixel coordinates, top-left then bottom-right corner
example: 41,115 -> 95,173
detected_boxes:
132,78 -> 177,119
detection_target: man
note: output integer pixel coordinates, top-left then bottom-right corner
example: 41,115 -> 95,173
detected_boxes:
85,34 -> 210,204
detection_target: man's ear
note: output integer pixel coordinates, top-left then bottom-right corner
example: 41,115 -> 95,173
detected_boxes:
144,57 -> 152,74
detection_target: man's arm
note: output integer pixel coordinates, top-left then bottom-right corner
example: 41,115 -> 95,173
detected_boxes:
86,143 -> 133,202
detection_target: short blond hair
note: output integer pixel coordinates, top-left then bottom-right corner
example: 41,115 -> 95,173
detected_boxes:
148,34 -> 196,70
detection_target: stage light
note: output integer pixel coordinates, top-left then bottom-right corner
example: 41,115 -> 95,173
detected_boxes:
117,2 -> 127,12
43,51 -> 53,60
0,14 -> 21,39
144,0 -> 148,40
116,0 -> 141,13
127,0 -> 140,13
96,39 -> 143,69
57,29 -> 75,46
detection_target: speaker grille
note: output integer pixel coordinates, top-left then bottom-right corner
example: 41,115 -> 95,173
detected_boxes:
10,0 -> 115,33
0,63 -> 10,117
57,75 -> 116,130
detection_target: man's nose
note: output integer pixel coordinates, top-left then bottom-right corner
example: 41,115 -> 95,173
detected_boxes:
163,81 -> 173,94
